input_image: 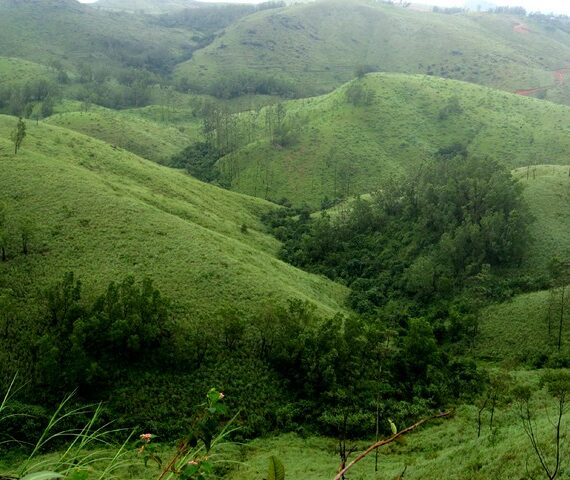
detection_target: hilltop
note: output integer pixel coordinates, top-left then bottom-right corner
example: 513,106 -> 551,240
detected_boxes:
92,0 -> 202,14
175,0 -> 570,103
218,73 -> 570,206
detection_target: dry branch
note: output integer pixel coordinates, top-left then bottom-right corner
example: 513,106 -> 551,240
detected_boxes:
333,411 -> 452,480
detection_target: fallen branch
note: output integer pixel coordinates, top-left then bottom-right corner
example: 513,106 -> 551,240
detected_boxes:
333,411 -> 452,480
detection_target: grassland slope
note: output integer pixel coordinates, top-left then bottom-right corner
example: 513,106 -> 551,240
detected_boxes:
45,108 -> 200,164
0,0 -> 194,70
176,0 -> 570,103
0,114 -> 346,321
221,73 -> 570,206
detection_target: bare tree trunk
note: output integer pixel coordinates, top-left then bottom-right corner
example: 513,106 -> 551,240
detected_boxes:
558,286 -> 565,352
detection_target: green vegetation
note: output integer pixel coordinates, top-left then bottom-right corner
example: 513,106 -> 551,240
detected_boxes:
218,74 -> 570,206
175,0 -> 570,103
45,108 -> 199,164
3,0 -> 570,477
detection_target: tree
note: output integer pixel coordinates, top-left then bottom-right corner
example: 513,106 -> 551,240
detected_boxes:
18,217 -> 34,255
548,257 -> 570,351
516,371 -> 570,480
0,203 -> 8,262
10,118 -> 26,155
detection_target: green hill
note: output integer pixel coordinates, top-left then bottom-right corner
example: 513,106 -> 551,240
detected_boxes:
219,73 -> 570,206
0,0 -> 195,71
0,114 -> 346,320
225,384 -> 570,480
515,165 -> 570,275
0,56 -> 55,87
175,0 -> 570,103
45,108 -> 200,163
474,166 -> 570,363
92,0 -> 202,14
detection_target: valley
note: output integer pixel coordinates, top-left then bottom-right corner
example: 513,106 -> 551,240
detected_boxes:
1,0 -> 570,479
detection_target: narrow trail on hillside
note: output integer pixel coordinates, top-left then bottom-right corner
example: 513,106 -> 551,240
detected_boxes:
514,68 -> 569,97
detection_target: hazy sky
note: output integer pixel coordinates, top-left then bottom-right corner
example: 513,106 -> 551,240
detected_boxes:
78,0 -> 570,15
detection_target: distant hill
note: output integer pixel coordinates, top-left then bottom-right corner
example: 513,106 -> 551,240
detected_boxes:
0,114 -> 347,321
217,73 -> 570,207
0,0 -> 196,71
175,0 -> 570,103
92,0 -> 202,13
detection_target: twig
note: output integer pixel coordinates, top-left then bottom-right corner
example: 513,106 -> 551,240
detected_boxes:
333,411 -> 452,480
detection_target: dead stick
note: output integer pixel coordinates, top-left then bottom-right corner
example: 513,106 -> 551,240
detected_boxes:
333,411 -> 452,480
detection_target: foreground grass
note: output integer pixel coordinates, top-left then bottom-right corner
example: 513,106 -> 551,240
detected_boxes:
227,377 -> 569,480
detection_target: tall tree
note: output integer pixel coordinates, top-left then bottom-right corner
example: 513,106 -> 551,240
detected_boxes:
10,118 -> 26,155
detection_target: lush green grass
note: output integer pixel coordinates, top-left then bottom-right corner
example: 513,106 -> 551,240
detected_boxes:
176,0 -> 570,102
45,108 -> 200,164
225,373 -> 570,480
476,289 -> 556,363
0,114 -> 347,321
515,165 -> 570,275
222,73 -> 570,206
0,56 -> 56,87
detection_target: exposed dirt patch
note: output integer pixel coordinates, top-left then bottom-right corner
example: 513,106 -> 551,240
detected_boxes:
514,68 -> 569,97
513,22 -> 531,34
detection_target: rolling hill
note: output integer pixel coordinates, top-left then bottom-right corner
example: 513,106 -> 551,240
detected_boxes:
218,73 -> 570,206
0,0 -> 196,71
45,107 -> 200,163
175,0 -> 570,103
0,114 -> 347,322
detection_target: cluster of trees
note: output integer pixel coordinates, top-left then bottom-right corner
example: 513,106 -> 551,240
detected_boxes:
172,101 -> 301,187
432,6 -> 467,14
0,79 -> 58,119
72,64 -> 158,109
0,269 -> 482,442
264,154 -> 531,315
0,202 -> 34,261
345,82 -> 376,106
492,6 -> 527,15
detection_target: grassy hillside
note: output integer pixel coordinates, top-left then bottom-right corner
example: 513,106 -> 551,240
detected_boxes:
175,0 -> 570,102
45,107 -> 200,163
0,0 -> 195,70
472,166 -> 570,363
0,56 -> 56,87
515,165 -> 570,275
0,114 -> 347,320
220,73 -> 570,206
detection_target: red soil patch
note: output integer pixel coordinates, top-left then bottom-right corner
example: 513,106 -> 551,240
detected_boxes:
514,67 -> 569,96
513,22 -> 531,34
554,68 -> 570,86
515,88 -> 544,96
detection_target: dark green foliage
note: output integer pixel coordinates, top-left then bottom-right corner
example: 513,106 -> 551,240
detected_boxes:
271,155 -> 530,313
0,80 -> 59,118
170,142 -> 222,182
345,82 -> 375,106
10,118 -> 26,155
207,72 -> 299,99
